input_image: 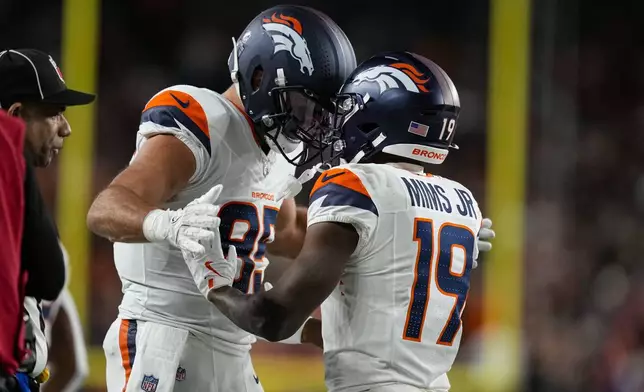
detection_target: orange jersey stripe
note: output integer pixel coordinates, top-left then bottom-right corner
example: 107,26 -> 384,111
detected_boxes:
144,90 -> 210,139
310,167 -> 371,199
118,320 -> 133,391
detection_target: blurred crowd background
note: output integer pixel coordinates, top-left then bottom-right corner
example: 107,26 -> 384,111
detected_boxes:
1,0 -> 643,391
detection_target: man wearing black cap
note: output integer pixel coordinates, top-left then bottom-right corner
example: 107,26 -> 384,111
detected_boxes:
0,49 -> 95,392
0,49 -> 95,167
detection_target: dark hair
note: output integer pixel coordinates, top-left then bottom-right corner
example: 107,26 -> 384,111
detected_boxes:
0,95 -> 29,110
0,97 -> 14,109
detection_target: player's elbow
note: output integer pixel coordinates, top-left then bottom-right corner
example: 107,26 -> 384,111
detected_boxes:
260,330 -> 282,343
254,298 -> 298,342
86,194 -> 106,235
86,187 -> 121,240
262,312 -> 305,342
260,318 -> 295,342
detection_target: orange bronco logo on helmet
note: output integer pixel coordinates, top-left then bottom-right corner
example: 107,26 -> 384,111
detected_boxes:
351,62 -> 430,96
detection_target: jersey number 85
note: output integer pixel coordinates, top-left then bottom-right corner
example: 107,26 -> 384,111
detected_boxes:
217,202 -> 279,294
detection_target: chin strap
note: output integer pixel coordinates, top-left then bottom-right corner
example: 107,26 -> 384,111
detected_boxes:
350,132 -> 388,163
230,37 -> 241,99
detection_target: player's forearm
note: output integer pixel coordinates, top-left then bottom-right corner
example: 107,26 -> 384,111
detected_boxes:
86,185 -> 156,243
267,206 -> 308,259
207,287 -> 304,342
288,206 -> 308,256
263,253 -> 292,284
207,287 -> 271,338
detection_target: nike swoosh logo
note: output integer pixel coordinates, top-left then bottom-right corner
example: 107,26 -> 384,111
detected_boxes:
321,171 -> 346,183
253,375 -> 259,384
205,261 -> 224,277
170,215 -> 180,224
170,93 -> 190,108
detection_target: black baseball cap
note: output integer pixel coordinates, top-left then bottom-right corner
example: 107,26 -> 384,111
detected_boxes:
0,49 -> 95,108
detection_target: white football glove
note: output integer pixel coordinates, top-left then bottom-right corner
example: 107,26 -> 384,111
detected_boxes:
142,184 -> 223,255
182,229 -> 240,296
473,218 -> 495,270
477,218 -> 495,252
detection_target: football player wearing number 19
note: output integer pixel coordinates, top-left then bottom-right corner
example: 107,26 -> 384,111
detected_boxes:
86,5 -> 356,392
187,52 -> 492,392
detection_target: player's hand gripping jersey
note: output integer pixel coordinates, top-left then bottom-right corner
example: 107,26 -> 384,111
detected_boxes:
114,85 -> 294,350
309,163 -> 481,392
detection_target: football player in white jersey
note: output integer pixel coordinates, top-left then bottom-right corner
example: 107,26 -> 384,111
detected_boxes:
184,51 -> 494,392
86,5 -> 356,392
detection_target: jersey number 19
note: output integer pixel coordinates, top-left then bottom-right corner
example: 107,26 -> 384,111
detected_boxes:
403,218 -> 475,345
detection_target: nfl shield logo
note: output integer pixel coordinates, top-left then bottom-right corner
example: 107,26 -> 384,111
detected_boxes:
140,375 -> 159,392
175,367 -> 186,381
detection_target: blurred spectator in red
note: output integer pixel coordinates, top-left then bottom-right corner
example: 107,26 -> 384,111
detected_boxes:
0,111 -> 26,386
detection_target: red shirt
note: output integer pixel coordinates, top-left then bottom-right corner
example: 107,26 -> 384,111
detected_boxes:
0,111 -> 26,375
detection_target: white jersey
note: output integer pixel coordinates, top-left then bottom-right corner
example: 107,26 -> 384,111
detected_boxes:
114,85 -> 295,352
308,163 -> 481,392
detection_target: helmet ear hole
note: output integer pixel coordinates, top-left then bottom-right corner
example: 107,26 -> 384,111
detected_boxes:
251,65 -> 264,92
357,123 -> 378,134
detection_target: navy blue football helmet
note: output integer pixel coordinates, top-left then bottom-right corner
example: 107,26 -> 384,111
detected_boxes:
328,51 -> 461,165
228,5 -> 356,165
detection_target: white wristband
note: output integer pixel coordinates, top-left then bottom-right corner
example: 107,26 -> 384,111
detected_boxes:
142,209 -> 167,242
